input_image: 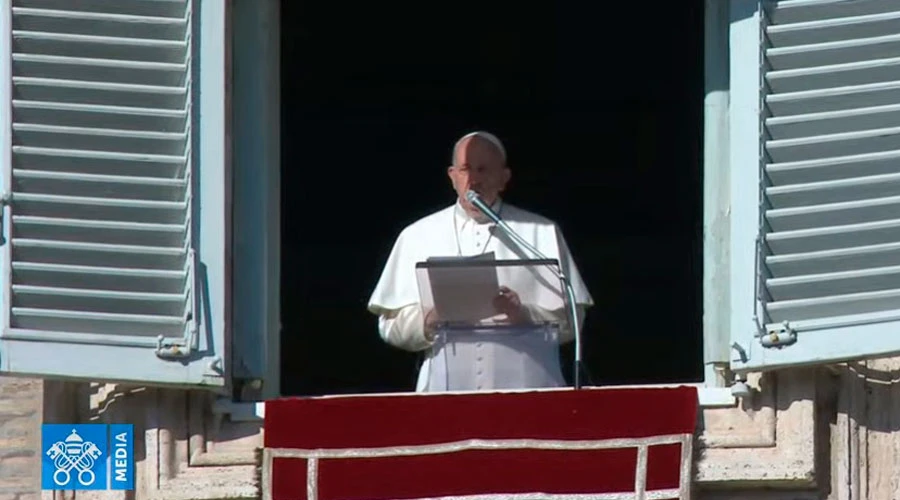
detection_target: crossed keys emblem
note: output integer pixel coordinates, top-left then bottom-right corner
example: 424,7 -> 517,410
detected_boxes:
45,429 -> 103,486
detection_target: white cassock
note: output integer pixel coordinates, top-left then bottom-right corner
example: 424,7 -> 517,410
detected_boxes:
368,199 -> 594,392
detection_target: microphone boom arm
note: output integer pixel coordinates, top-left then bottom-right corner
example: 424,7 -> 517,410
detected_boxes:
466,190 -> 585,390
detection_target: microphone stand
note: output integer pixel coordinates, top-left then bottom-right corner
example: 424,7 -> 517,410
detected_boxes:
466,191 -> 584,390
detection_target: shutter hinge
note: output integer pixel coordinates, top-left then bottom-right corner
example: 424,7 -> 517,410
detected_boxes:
731,342 -> 749,364
759,320 -> 797,348
0,192 -> 11,246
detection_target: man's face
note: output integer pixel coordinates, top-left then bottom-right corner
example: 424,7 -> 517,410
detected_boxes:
447,136 -> 511,215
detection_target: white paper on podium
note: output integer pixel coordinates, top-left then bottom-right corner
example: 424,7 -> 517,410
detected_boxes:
424,253 -> 499,324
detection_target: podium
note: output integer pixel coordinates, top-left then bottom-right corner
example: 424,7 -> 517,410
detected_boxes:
415,257 -> 572,392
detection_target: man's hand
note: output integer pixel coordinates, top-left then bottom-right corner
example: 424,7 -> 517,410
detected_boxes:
492,286 -> 527,324
424,308 -> 440,340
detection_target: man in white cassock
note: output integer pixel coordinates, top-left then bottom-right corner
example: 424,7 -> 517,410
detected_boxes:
368,131 -> 594,392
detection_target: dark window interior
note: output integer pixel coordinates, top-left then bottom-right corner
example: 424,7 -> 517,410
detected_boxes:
280,1 -> 705,396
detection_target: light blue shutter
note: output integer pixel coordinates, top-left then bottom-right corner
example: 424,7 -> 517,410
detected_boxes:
0,0 -> 228,387
730,0 -> 900,373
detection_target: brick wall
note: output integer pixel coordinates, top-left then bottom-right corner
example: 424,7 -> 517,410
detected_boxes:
0,378 -> 41,500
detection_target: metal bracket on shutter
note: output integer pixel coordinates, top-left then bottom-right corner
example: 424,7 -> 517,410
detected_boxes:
155,248 -> 200,360
758,321 -> 797,348
155,336 -> 191,359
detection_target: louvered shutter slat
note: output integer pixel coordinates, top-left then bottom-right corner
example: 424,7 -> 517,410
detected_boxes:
768,0 -> 900,23
13,309 -> 184,336
768,10 -> 900,46
14,78 -> 187,109
767,82 -> 900,115
14,239 -> 185,268
13,32 -> 186,63
13,194 -> 186,223
766,35 -> 900,70
12,101 -> 187,132
13,262 -> 183,290
13,55 -> 187,87
14,170 -> 187,200
766,241 -> 900,274
767,126 -> 900,162
13,217 -> 185,247
761,0 -> 900,330
14,285 -> 184,315
767,154 -> 900,188
766,104 -> 900,142
767,57 -> 900,93
767,195 -> 900,231
14,0 -> 188,18
13,7 -> 189,40
13,125 -> 187,155
8,0 -> 194,342
767,172 -> 900,206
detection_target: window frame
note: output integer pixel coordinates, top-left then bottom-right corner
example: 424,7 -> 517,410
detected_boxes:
229,0 -> 282,401
237,0 -> 735,408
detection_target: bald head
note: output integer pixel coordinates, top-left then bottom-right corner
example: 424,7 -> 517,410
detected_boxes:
447,131 -> 512,218
452,131 -> 507,166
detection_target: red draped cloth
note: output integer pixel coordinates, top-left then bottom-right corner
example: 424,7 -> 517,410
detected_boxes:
264,387 -> 698,500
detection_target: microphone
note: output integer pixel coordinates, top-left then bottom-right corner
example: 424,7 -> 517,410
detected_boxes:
465,190 -> 586,390
466,190 -> 504,225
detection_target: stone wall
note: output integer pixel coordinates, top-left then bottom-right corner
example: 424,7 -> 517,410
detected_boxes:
6,362 -> 900,500
694,359 -> 900,500
0,378 -> 42,500
0,378 -> 263,500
